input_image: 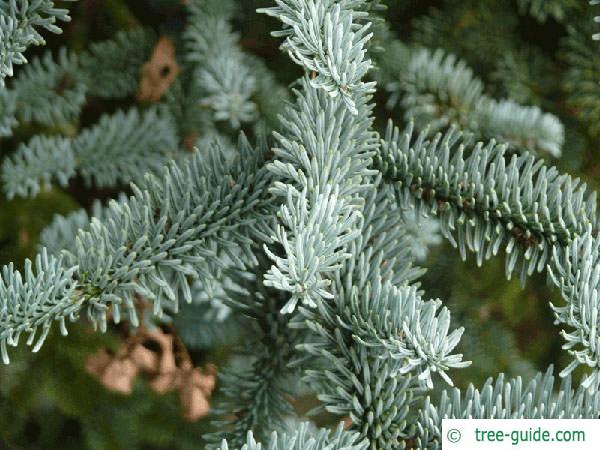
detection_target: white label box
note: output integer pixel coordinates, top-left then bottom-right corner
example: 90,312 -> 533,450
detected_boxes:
442,419 -> 600,449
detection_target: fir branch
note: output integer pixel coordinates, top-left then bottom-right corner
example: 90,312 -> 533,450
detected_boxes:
417,367 -> 600,449
185,0 -> 257,128
291,188 -> 466,449
80,28 -> 155,99
73,107 -> 176,188
376,121 -> 597,284
217,422 -> 368,450
0,0 -> 77,84
2,134 -> 75,199
11,47 -> 86,127
261,4 -> 468,447
42,198 -> 246,349
259,0 -> 374,115
260,2 -> 378,310
384,47 -> 564,156
549,228 -> 600,387
0,136 -> 273,362
0,87 -> 16,137
0,249 -> 78,364
2,107 -> 177,198
264,78 -> 377,313
206,261 -> 300,446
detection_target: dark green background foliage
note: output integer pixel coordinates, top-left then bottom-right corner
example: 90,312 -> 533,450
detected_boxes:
0,0 -> 598,448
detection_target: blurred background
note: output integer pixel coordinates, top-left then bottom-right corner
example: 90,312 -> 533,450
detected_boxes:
0,0 -> 598,448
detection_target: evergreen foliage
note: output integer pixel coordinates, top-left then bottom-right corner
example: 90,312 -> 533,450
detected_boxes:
377,122 -> 597,284
0,0 -> 76,84
11,47 -> 86,127
418,367 -> 600,449
2,107 -> 177,198
1,1 -> 600,449
383,47 -> 564,156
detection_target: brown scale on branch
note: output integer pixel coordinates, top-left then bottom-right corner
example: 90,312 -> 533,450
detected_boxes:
408,178 -> 547,249
510,226 -> 538,248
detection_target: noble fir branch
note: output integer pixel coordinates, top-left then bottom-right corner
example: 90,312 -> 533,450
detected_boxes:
0,87 -> 16,137
206,257 -> 301,446
259,0 -> 374,115
11,46 -> 86,127
384,47 -> 564,156
2,107 -> 177,198
261,4 -> 469,447
417,367 -> 600,449
41,197 -> 246,349
79,28 -> 155,99
376,122 -> 597,284
291,187 -> 467,449
184,0 -> 257,129
260,0 -> 377,312
72,107 -> 176,188
549,228 -> 600,387
0,0 -> 77,84
517,0 -> 578,23
562,24 -> 600,135
39,199 -> 111,255
2,134 -> 75,199
263,80 -> 377,312
0,136 -> 273,362
217,422 -> 368,450
0,249 -> 80,364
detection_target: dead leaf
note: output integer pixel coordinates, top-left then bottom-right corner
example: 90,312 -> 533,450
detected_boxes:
137,36 -> 180,103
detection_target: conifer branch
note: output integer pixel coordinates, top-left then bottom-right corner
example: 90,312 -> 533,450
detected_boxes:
549,228 -> 600,387
80,28 -> 155,99
259,0 -> 374,115
291,187 -> 467,449
377,121 -> 597,284
2,108 -> 178,198
417,367 -> 600,449
185,0 -> 257,128
383,47 -> 564,156
263,76 -> 377,312
217,422 -> 368,450
0,136 -> 273,362
0,87 -> 16,137
11,47 -> 86,127
0,0 -> 77,84
2,134 -> 75,198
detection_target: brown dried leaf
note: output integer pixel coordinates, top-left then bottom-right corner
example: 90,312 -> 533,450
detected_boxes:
99,358 -> 139,394
130,343 -> 160,373
196,364 -> 217,394
85,349 -> 112,377
137,36 -> 180,103
149,370 -> 181,394
179,367 -> 213,421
